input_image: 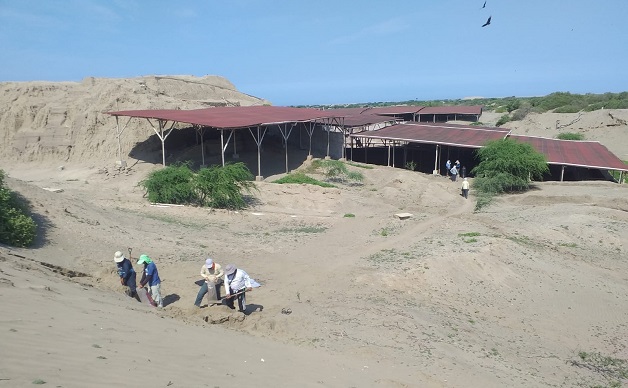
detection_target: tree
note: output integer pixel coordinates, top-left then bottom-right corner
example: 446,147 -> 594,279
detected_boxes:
472,139 -> 549,194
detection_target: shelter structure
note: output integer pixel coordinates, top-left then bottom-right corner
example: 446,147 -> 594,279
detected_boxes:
509,135 -> 628,181
350,122 -> 509,173
349,122 -> 627,182
108,106 -> 340,179
416,106 -> 483,123
106,105 -> 625,183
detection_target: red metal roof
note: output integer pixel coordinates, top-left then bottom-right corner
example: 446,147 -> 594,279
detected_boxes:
339,114 -> 401,127
510,135 -> 628,171
362,106 -> 424,115
107,106 -> 330,129
318,107 -> 373,116
351,123 -> 509,148
418,105 -> 483,115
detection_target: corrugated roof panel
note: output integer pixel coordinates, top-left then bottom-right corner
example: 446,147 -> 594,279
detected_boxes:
418,105 -> 483,115
510,135 -> 628,171
340,114 -> 401,127
351,123 -> 508,148
108,106 -> 329,129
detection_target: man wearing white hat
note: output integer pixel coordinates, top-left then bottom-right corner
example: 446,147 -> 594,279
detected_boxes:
194,258 -> 224,308
114,251 -> 137,298
223,264 -> 252,312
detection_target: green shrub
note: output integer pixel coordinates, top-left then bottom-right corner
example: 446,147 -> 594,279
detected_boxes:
140,162 -> 256,210
511,102 -> 533,121
273,172 -> 336,188
556,132 -> 585,140
0,170 -> 37,247
472,138 -> 549,195
140,163 -> 194,204
495,114 -> 511,127
554,105 -> 584,113
474,193 -> 494,212
505,98 -> 520,113
194,162 -> 256,209
319,160 -> 364,183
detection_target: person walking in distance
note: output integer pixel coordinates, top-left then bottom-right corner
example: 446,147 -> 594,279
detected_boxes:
450,164 -> 458,182
137,254 -> 163,308
445,159 -> 451,177
223,264 -> 252,313
194,258 -> 224,307
461,178 -> 470,199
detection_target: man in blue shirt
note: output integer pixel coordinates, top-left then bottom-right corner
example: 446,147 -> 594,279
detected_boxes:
137,254 -> 163,308
114,251 -> 137,299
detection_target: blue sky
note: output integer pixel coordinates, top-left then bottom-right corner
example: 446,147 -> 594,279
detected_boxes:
1,0 -> 627,105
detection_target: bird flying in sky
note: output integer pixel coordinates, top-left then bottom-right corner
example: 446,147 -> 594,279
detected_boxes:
482,16 -> 491,27
482,1 -> 486,8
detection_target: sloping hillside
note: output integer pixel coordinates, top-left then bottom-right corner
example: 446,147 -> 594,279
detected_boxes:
0,75 -> 269,163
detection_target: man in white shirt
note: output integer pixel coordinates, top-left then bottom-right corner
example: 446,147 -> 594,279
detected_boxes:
223,264 -> 252,312
461,178 -> 470,199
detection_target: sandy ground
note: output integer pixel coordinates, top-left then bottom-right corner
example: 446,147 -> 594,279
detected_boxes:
1,79 -> 628,387
1,150 -> 627,387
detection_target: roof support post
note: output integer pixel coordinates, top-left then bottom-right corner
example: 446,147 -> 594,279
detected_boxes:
248,125 -> 267,181
434,144 -> 440,175
620,170 -> 624,184
115,115 -> 132,162
195,125 -> 207,167
387,141 -> 391,167
219,129 -> 235,167
304,121 -> 316,158
341,117 -> 347,161
146,119 -> 176,167
560,165 -> 565,182
350,128 -> 354,162
220,129 -> 225,167
277,122 -> 297,173
392,141 -> 396,168
326,122 -> 331,159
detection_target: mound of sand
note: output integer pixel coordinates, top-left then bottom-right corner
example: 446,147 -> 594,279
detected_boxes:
0,75 -> 270,163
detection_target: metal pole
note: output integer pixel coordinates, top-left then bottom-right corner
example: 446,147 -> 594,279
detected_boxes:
220,129 -> 225,167
560,165 -> 565,182
341,118 -> 346,160
200,126 -> 206,166
326,124 -> 330,159
257,126 -> 262,178
160,120 -> 166,167
434,144 -> 439,174
284,124 -> 289,173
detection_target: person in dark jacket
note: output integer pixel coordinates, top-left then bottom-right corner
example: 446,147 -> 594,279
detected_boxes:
114,251 -> 137,298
